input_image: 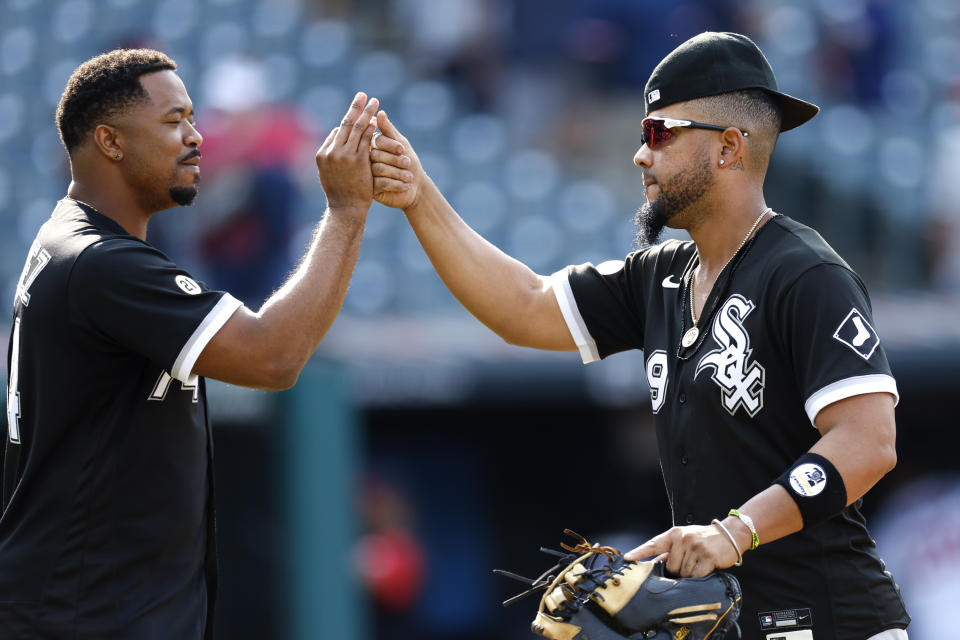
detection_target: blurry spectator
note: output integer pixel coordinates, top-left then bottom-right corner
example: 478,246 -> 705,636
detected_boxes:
813,0 -> 896,106
191,55 -> 311,307
924,103 -> 960,292
564,0 -> 741,89
354,474 -> 426,639
871,473 -> 960,640
390,0 -> 503,109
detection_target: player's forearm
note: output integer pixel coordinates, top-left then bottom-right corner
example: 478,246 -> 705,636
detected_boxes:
810,393 -> 898,503
724,445 -> 893,555
724,448 -> 896,556
725,394 -> 898,553
722,485 -> 804,554
404,180 -> 562,348
254,206 -> 367,379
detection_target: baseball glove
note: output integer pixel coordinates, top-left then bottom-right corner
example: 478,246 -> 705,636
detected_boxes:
495,529 -> 742,640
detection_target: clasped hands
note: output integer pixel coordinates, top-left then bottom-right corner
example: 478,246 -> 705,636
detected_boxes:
313,92 -> 429,214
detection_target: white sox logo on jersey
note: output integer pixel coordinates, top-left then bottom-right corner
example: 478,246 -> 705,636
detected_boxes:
695,294 -> 765,417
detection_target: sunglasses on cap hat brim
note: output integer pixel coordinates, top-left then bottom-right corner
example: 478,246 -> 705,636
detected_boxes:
640,116 -> 748,149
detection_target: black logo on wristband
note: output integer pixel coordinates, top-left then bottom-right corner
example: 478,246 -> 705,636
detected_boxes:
788,463 -> 826,496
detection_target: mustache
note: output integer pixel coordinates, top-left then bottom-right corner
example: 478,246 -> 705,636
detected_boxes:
178,149 -> 202,163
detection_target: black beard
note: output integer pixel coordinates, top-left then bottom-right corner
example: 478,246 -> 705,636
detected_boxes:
634,152 -> 713,247
170,184 -> 198,206
634,198 -> 670,247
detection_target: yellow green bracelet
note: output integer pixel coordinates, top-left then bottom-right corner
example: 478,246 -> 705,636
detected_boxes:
729,509 -> 760,551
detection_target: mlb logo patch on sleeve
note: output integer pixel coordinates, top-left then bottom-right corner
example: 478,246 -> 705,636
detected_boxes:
832,308 -> 880,360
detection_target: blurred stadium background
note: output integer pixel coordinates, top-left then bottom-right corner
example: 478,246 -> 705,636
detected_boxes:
2,0 -> 959,638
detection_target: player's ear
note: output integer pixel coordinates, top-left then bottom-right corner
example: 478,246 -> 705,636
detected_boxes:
718,127 -> 746,170
92,124 -> 123,161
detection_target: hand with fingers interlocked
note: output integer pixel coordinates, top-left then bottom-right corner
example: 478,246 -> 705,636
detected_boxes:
315,92 -> 384,214
368,110 -> 425,210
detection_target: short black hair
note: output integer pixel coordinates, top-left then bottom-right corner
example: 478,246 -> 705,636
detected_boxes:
693,88 -> 783,173
56,49 -> 176,153
697,89 -> 782,136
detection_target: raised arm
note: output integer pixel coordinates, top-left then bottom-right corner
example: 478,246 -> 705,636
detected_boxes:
370,111 -> 576,352
192,93 -> 380,390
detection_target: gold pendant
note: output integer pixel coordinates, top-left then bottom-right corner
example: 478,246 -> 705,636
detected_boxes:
682,327 -> 699,348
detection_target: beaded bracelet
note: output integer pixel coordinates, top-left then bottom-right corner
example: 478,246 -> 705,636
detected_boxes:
729,509 -> 760,551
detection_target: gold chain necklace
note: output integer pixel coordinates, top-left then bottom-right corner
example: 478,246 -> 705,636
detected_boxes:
681,207 -> 772,349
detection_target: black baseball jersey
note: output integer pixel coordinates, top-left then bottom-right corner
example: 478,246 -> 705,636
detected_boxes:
1,199 -> 241,638
551,214 -> 909,640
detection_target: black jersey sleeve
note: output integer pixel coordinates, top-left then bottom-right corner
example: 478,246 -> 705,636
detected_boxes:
68,238 -> 242,384
550,252 -> 650,363
778,263 -> 898,425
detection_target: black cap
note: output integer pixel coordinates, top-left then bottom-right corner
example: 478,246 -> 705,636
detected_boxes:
644,32 -> 819,132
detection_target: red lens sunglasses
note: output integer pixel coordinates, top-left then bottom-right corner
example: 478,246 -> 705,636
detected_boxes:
640,117 -> 749,149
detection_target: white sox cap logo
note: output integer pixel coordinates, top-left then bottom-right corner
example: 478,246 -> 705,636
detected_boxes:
695,294 -> 765,417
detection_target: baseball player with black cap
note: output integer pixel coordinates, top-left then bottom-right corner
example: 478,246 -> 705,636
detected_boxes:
370,31 -> 909,639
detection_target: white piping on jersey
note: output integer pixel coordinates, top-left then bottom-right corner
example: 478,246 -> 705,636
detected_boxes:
171,293 -> 243,385
804,373 -> 899,427
550,269 -> 600,364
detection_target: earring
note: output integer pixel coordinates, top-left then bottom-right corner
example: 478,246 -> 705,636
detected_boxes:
719,159 -> 725,165
114,152 -> 121,159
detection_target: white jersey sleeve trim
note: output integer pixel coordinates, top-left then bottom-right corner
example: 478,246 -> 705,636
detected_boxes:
550,268 -> 600,364
804,374 -> 899,426
171,293 -> 243,385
